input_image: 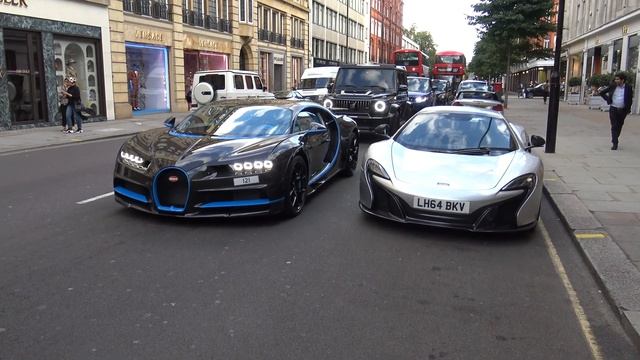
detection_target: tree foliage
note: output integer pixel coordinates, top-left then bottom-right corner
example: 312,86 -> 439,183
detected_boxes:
467,0 -> 555,81
404,24 -> 437,68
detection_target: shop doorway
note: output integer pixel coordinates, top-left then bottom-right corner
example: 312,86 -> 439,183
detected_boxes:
4,29 -> 47,124
239,45 -> 250,70
273,64 -> 283,91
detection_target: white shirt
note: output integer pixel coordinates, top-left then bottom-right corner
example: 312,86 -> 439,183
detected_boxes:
611,85 -> 626,108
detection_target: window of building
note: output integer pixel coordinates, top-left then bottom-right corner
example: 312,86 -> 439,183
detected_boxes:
612,38 -> 623,72
313,38 -> 325,58
239,0 -> 253,23
313,1 -> 324,26
627,34 -> 639,74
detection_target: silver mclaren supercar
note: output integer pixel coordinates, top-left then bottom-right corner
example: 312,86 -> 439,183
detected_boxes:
359,106 -> 546,232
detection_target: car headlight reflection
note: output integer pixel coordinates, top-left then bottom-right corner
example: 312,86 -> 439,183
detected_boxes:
231,160 -> 273,174
323,99 -> 333,109
414,96 -> 428,103
373,100 -> 387,112
366,159 -> 390,180
501,174 -> 536,192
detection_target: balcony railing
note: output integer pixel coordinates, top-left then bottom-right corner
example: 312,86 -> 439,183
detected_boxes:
290,37 -> 304,49
258,29 -> 286,45
123,0 -> 171,20
183,9 -> 232,33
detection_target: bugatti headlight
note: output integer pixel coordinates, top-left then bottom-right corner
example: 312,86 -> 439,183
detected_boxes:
231,160 -> 274,174
323,99 -> 333,109
366,159 -> 390,180
501,174 -> 536,192
119,150 -> 149,170
373,100 -> 387,112
414,96 -> 428,103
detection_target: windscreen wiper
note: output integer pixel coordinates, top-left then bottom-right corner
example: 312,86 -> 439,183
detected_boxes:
451,147 -> 491,155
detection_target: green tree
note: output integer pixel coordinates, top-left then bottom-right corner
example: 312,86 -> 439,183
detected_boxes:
404,24 -> 437,69
468,0 -> 555,103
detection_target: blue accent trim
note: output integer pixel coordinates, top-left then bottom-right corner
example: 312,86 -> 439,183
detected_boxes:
114,186 -> 149,203
152,167 -> 191,213
309,121 -> 341,186
168,129 -> 205,138
197,197 -> 285,209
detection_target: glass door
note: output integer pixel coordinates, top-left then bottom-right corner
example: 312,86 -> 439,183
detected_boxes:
4,29 -> 46,123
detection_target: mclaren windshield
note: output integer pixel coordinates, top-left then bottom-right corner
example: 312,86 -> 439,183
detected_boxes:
395,112 -> 517,153
174,105 -> 293,137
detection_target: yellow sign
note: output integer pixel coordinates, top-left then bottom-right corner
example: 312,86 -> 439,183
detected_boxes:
622,25 -> 629,35
183,34 -> 232,53
124,25 -> 171,46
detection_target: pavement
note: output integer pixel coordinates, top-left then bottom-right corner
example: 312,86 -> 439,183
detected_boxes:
1,100 -> 640,350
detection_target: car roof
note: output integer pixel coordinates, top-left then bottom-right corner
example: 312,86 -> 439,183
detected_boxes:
416,105 -> 505,118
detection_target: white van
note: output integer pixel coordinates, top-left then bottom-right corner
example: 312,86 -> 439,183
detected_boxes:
190,70 -> 274,109
297,66 -> 339,100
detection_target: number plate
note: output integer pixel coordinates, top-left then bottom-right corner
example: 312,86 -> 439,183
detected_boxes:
233,176 -> 259,186
413,197 -> 470,214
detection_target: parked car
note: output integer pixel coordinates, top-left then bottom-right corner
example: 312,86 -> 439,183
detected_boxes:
524,83 -> 548,98
359,106 -> 546,232
456,80 -> 490,95
452,90 -> 504,113
407,76 -> 433,114
114,99 -> 359,218
323,64 -> 412,134
190,70 -> 274,110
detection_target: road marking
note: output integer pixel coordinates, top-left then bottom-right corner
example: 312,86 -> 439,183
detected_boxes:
540,220 -> 604,360
575,233 -> 607,240
76,192 -> 114,205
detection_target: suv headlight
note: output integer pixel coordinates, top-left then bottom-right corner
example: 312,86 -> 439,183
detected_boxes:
323,99 -> 333,109
373,100 -> 387,112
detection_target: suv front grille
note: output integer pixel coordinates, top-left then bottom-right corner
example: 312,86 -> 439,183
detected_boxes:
334,99 -> 370,111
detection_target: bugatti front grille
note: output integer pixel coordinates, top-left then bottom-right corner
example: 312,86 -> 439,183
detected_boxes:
334,99 -> 370,112
154,168 -> 189,211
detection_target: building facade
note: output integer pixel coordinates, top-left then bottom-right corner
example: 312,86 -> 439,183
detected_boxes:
369,0 -> 402,64
563,0 -> 640,112
1,0 -> 114,129
109,0 -> 309,119
310,0 -> 369,68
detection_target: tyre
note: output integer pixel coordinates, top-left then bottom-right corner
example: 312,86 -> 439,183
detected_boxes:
282,156 -> 308,217
342,133 -> 359,177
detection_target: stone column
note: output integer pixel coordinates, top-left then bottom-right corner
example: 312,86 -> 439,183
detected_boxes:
108,0 -> 130,119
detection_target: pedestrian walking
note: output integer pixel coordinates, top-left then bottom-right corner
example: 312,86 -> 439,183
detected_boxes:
543,80 -> 549,104
60,77 -> 83,133
518,83 -> 524,98
58,77 -> 71,132
599,72 -> 634,150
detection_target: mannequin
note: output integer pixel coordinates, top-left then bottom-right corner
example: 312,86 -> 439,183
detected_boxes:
128,64 -> 141,110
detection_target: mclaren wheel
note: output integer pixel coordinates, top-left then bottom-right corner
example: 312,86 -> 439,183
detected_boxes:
342,133 -> 359,177
283,156 -> 308,217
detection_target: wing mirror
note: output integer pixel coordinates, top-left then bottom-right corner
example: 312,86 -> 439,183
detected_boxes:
164,117 -> 176,128
527,134 -> 546,149
326,82 -> 334,93
374,124 -> 391,138
398,84 -> 408,92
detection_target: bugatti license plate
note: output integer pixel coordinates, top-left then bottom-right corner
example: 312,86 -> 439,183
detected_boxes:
413,197 -> 470,214
233,176 -> 259,186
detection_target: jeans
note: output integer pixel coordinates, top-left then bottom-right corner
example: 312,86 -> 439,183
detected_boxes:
609,106 -> 628,145
65,104 -> 82,130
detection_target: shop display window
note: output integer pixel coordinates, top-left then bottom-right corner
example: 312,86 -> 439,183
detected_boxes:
54,36 -> 102,116
126,43 -> 170,113
184,50 -> 228,91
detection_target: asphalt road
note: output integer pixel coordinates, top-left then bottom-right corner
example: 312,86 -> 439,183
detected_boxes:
0,137 -> 638,360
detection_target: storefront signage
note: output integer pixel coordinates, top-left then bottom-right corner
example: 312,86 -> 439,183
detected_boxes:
125,25 -> 172,46
622,25 -> 629,35
183,34 -> 231,53
273,53 -> 284,65
2,0 -> 28,7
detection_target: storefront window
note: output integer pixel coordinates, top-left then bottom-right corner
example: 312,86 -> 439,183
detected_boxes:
627,34 -> 639,74
612,39 -> 623,72
54,36 -> 103,115
126,43 -> 170,113
184,50 -> 228,90
4,29 -> 46,123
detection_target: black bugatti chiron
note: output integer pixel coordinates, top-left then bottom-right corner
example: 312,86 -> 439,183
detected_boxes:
113,99 -> 359,217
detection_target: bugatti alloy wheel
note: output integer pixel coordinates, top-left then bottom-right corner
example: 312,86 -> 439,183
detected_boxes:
284,156 -> 308,217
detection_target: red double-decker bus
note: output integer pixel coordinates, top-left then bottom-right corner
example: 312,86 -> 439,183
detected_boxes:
433,51 -> 466,88
391,49 -> 430,77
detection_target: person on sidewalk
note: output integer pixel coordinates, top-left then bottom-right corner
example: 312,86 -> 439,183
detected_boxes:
58,78 -> 71,132
599,72 -> 633,150
61,77 -> 83,133
542,80 -> 549,104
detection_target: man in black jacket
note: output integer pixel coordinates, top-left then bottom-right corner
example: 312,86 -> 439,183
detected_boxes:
599,72 -> 633,150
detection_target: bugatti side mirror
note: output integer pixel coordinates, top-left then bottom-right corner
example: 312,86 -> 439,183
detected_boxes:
164,117 -> 176,128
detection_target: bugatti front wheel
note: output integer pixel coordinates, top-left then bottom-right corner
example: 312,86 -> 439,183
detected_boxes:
342,133 -> 359,177
283,156 -> 308,217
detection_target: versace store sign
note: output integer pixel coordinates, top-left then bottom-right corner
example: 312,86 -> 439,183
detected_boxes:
183,34 -> 232,54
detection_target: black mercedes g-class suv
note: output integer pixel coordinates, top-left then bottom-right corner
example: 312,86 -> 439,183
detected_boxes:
322,64 -> 411,133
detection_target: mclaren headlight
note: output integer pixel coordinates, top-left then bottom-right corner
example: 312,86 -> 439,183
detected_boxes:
323,99 -> 334,109
230,160 -> 274,174
501,174 -> 536,192
373,100 -> 387,112
366,159 -> 390,180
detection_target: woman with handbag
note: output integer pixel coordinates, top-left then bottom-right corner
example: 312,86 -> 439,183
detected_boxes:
59,78 -> 71,132
60,77 -> 83,133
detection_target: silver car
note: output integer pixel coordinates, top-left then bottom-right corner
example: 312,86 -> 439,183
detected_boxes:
359,106 -> 546,232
